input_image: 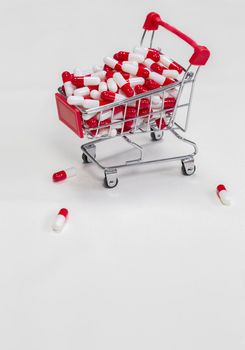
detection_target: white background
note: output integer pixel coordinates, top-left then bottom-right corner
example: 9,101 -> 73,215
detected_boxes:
1,0 -> 245,349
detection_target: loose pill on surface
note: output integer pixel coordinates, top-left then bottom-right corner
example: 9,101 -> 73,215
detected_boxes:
216,184 -> 231,206
52,167 -> 77,182
52,208 -> 69,232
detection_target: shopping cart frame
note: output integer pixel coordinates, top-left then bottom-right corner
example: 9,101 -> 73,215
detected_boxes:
55,12 -> 210,188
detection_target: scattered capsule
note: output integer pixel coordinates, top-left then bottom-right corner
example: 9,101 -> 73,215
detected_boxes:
113,72 -> 134,97
134,47 -> 160,62
52,208 -> 69,232
91,70 -> 106,81
52,167 -> 77,182
90,90 -> 101,100
159,54 -> 183,73
128,77 -> 145,87
73,87 -> 90,97
122,62 -> 149,78
144,58 -> 179,78
98,81 -> 108,92
67,95 -> 84,105
101,91 -> 126,103
82,99 -> 108,109
149,71 -> 175,86
103,57 -> 122,71
62,71 -> 74,97
216,184 -> 231,206
92,64 -> 103,72
72,76 -> 100,88
114,51 -> 144,63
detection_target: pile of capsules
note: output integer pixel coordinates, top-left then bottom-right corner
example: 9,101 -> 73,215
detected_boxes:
61,47 -> 183,137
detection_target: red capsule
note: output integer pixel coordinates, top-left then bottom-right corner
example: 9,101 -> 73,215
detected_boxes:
144,79 -> 161,90
134,85 -> 148,94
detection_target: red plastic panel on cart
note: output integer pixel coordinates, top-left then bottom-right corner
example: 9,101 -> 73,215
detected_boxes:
55,93 -> 84,138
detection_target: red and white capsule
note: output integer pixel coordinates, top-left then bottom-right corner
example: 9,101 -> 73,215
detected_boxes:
103,57 -> 122,71
113,72 -> 134,97
122,62 -> 149,78
159,54 -> 183,73
101,91 -> 126,103
52,208 -> 69,232
144,58 -> 179,78
72,76 -> 100,88
128,77 -> 145,87
90,90 -> 101,100
62,71 -> 74,97
134,47 -> 160,62
52,167 -> 77,182
114,51 -> 144,63
216,184 -> 231,206
149,71 -> 175,86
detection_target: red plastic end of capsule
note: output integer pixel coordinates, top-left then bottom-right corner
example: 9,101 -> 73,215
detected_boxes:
164,97 -> 176,109
125,107 -> 137,118
134,85 -> 148,94
101,91 -> 115,102
137,98 -> 150,109
52,170 -> 67,182
121,83 -> 134,97
103,64 -> 113,72
217,184 -> 226,193
147,49 -> 160,62
62,71 -> 71,83
138,66 -> 150,79
144,79 -> 161,90
59,208 -> 68,217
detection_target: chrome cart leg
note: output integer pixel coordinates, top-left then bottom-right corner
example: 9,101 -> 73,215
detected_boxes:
104,168 -> 118,188
181,157 -> 196,176
82,143 -> 96,163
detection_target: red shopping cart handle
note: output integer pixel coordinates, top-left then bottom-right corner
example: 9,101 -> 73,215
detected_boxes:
143,12 -> 210,66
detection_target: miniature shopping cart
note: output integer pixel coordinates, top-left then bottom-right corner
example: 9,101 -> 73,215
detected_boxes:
55,12 -> 210,188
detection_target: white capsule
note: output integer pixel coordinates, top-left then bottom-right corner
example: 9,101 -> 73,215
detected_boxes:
92,64 -> 103,72
97,110 -> 112,121
63,81 -> 74,97
133,47 -> 147,56
107,78 -> 118,92
149,71 -> 166,85
91,70 -> 106,80
168,88 -> 178,99
82,112 -> 97,121
67,95 -> 84,105
82,99 -> 100,109
83,76 -> 100,86
73,87 -> 90,96
103,57 -> 118,69
128,53 -> 144,63
122,62 -> 137,75
90,90 -> 101,100
152,96 -> 162,105
113,72 -> 126,88
128,77 -> 145,87
73,67 -> 91,76
162,70 -> 179,79
98,81 -> 108,92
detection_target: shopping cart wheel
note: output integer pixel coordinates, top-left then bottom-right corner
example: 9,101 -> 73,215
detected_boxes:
151,131 -> 163,141
104,169 -> 118,189
181,158 -> 196,176
82,153 -> 92,163
81,144 -> 96,163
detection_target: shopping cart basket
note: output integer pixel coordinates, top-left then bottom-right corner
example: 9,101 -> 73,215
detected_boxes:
55,12 -> 210,188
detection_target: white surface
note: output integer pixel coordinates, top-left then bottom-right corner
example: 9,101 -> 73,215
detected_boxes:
1,0 -> 245,349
